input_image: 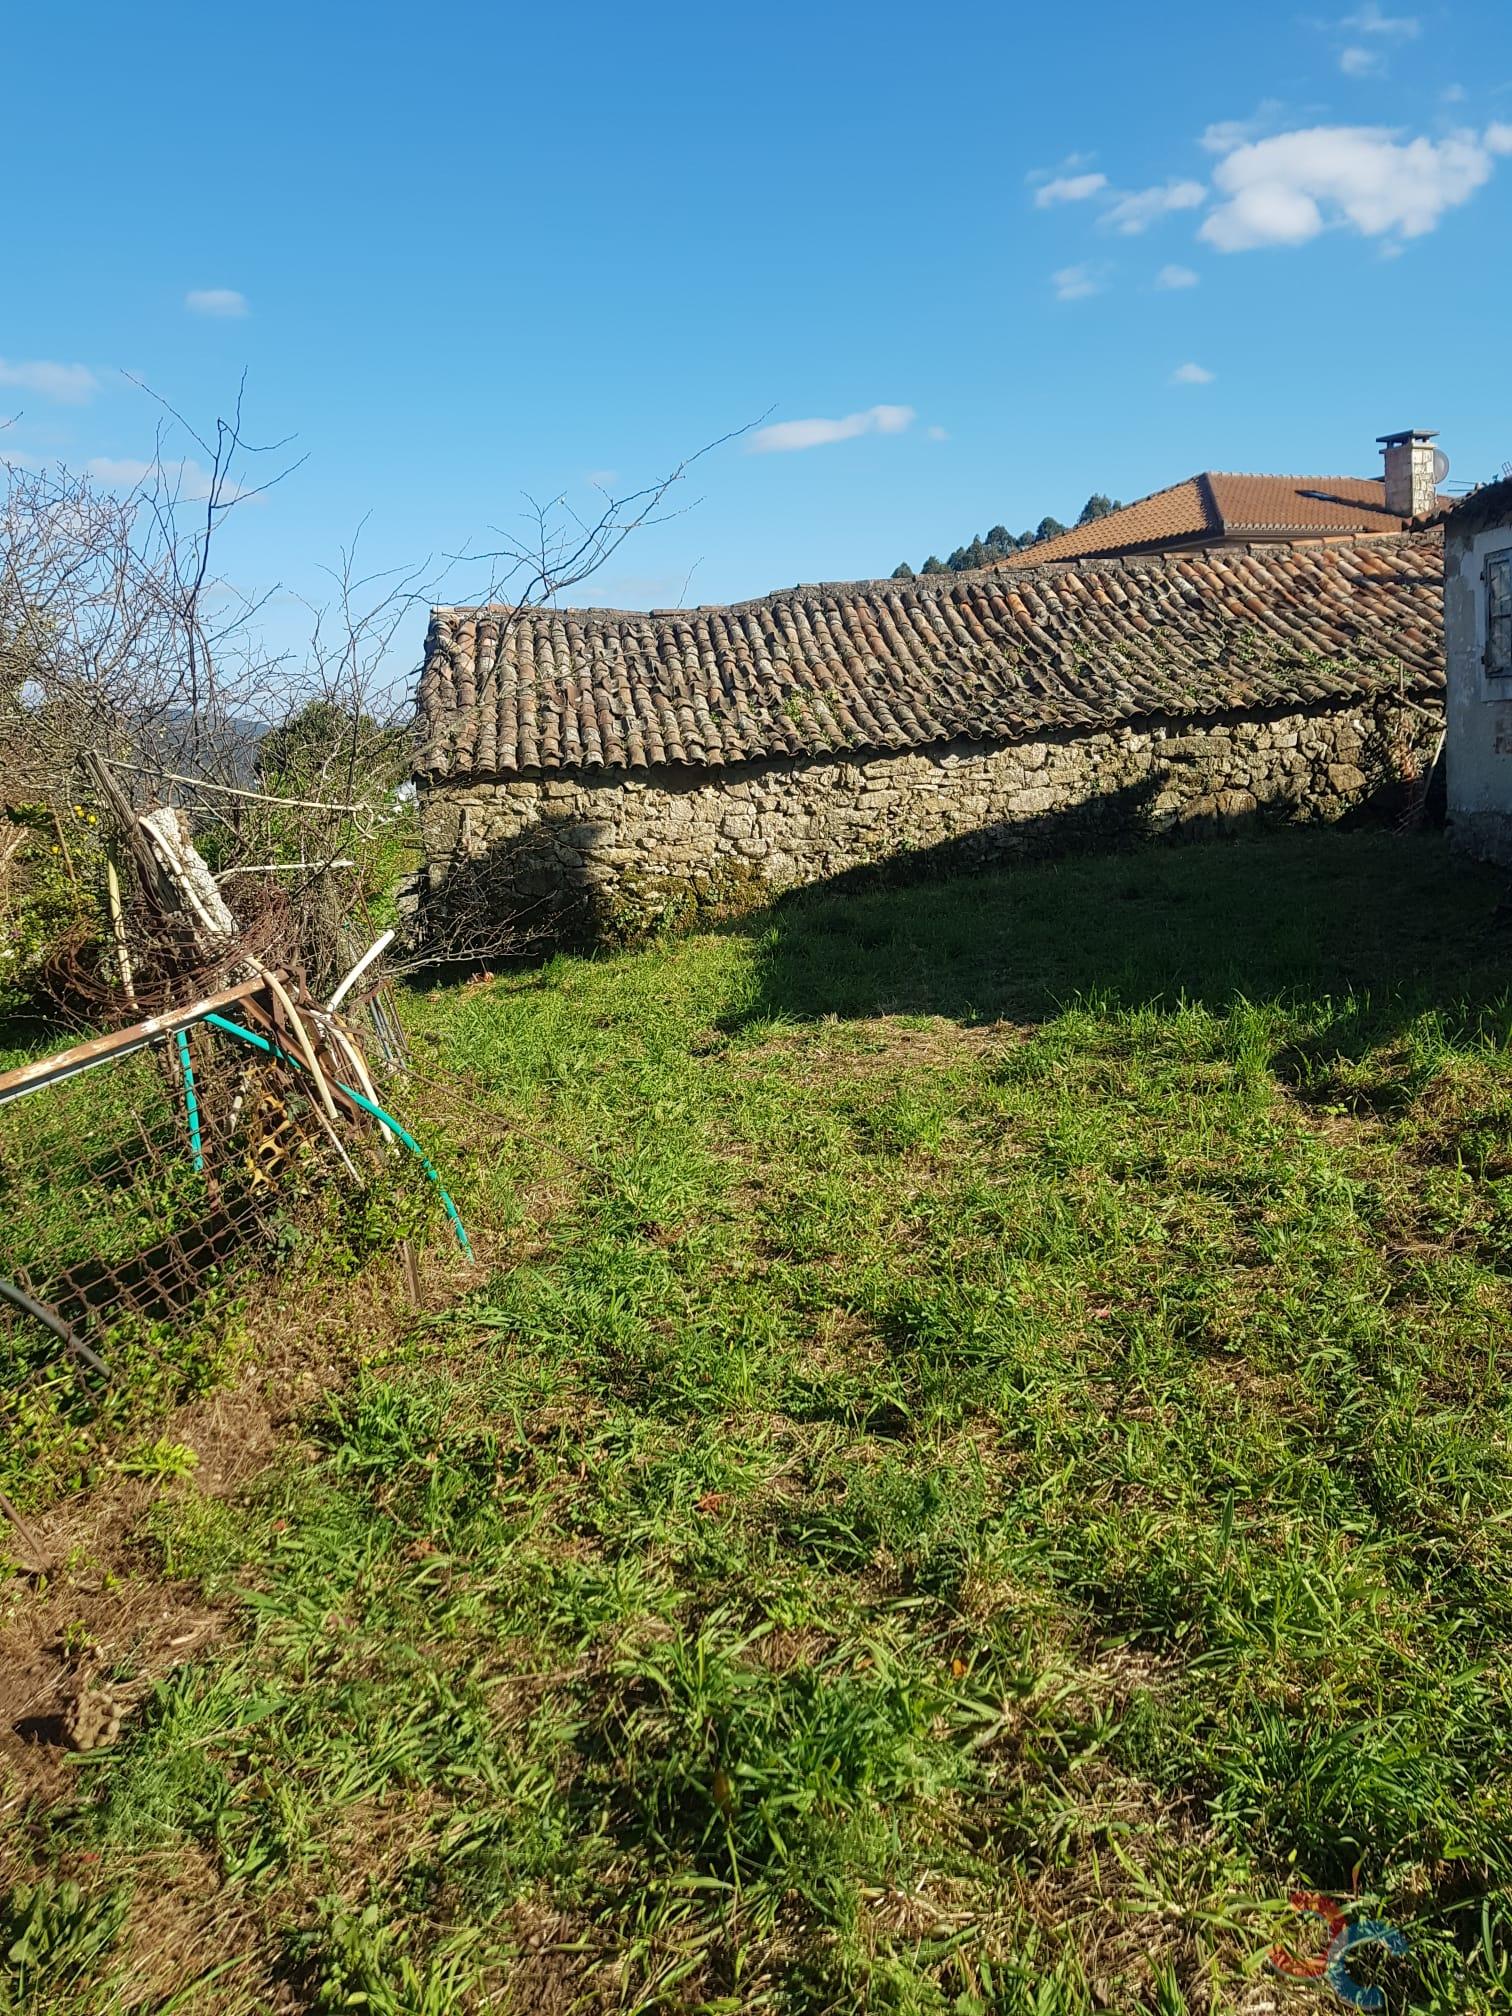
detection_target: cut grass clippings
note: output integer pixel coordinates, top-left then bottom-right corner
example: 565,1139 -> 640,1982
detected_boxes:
3,831 -> 1512,2013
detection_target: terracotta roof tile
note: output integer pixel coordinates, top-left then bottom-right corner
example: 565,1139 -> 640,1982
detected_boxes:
416,531 -> 1444,782
1000,473 -> 1433,568
1205,473 -> 1414,533
999,477 -> 1216,566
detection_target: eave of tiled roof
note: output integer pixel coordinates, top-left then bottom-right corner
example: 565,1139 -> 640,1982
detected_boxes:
1442,476 -> 1512,534
415,531 -> 1445,783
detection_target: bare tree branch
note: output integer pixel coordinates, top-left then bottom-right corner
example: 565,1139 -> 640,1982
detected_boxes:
2,383 -> 758,997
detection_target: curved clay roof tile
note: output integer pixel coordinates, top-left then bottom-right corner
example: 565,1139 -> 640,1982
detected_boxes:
417,532 -> 1444,780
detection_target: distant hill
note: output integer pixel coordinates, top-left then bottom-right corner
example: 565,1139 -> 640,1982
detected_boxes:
892,494 -> 1122,580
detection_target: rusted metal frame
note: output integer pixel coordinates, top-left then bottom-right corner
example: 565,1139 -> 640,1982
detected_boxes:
0,976 -> 270,1108
204,1013 -> 474,1257
238,991 -> 370,1133
85,1106 -> 198,1328
16,1097 -> 188,1362
360,985 -> 409,1072
239,978 -> 363,1182
304,1095 -> 362,1185
307,1005 -> 394,1145
250,963 -> 339,1123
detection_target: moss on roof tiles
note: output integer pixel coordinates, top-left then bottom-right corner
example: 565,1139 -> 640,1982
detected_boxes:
416,531 -> 1444,782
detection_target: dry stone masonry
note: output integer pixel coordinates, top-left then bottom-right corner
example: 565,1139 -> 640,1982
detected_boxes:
413,532 -> 1445,942
418,704 -> 1437,939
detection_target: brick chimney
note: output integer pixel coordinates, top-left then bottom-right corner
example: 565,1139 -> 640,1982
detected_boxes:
1377,428 -> 1439,521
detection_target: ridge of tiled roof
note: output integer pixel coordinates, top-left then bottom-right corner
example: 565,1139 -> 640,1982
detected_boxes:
999,472 -> 1428,568
415,530 -> 1444,782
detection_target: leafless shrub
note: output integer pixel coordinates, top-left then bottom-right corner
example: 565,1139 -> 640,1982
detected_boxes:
1,382 -> 754,1001
456,414 -> 760,617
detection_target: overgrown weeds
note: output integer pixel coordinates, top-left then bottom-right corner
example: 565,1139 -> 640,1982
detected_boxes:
4,832 -> 1512,2012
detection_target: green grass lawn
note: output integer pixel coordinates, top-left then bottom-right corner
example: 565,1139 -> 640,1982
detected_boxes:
5,831 -> 1512,2014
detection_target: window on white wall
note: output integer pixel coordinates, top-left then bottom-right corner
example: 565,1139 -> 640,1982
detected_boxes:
1487,548 -> 1512,678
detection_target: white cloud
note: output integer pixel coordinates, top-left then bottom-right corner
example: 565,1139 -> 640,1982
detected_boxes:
926,425 -> 950,441
1170,362 -> 1215,385
1156,263 -> 1200,289
185,288 -> 249,318
1104,178 -> 1206,233
86,457 -> 155,486
1034,171 -> 1108,207
85,455 -> 251,502
1026,151 -> 1097,183
0,357 -> 99,404
1200,103 -> 1285,154
585,468 -> 619,489
747,404 -> 915,453
1342,3 -> 1419,39
1442,83 -> 1467,104
1333,8 -> 1418,78
1200,123 -> 1510,251
1051,263 -> 1106,301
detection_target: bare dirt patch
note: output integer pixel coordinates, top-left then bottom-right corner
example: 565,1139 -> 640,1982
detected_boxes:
1,1227 -> 473,1844
728,1012 -> 1025,1079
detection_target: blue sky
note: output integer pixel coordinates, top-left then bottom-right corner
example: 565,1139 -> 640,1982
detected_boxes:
4,0 -> 1511,657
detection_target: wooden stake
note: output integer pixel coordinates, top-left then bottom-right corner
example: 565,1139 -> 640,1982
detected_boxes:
50,809 -> 79,892
400,1239 -> 421,1305
105,856 -> 138,1006
0,1489 -> 52,1576
253,964 -> 340,1124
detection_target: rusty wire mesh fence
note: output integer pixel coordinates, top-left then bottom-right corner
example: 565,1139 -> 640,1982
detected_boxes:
0,979 -> 467,1507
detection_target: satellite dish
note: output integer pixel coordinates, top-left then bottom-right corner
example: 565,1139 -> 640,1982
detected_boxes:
1431,447 -> 1451,486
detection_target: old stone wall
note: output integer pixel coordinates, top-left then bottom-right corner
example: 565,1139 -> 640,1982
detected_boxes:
417,699 -> 1440,942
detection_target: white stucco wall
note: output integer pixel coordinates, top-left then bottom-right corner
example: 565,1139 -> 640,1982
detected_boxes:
1445,515 -> 1512,865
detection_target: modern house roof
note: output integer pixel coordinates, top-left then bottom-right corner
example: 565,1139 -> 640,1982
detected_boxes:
415,531 -> 1444,782
999,473 -> 1438,568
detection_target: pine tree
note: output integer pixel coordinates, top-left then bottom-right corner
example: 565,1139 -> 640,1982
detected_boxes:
1076,494 -> 1120,525
896,497 -> 1117,575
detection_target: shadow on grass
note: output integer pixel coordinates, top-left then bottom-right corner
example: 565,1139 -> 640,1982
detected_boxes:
724,828 -> 1512,1044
